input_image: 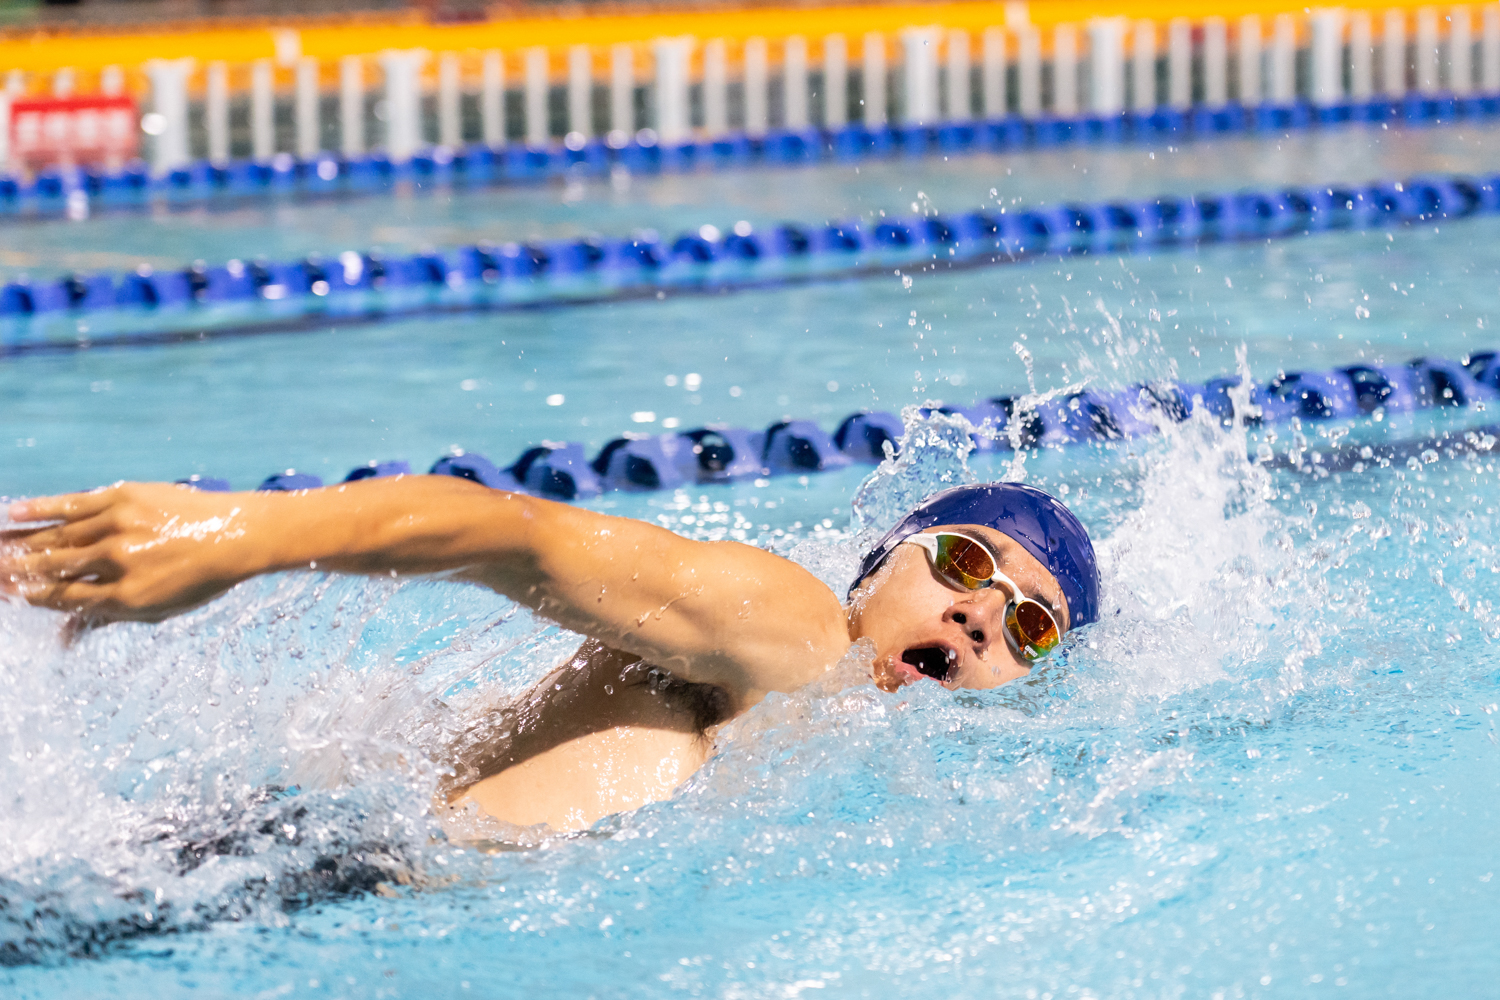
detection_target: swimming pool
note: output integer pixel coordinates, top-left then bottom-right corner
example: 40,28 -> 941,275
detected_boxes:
7,121 -> 1500,284
2,125 -> 1499,997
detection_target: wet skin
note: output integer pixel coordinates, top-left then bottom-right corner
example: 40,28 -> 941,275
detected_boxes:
0,478 -> 1071,833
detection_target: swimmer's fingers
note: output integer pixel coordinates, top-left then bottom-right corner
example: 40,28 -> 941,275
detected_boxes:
10,543 -> 126,587
1,512 -> 120,551
25,579 -> 157,629
10,577 -> 112,616
11,567 -> 211,625
0,483 -> 249,624
5,486 -> 121,526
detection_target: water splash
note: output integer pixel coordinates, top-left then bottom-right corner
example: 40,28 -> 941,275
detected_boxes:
2,356 -> 1498,992
847,405 -> 977,547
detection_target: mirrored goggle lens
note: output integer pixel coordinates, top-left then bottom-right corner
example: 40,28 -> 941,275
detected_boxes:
934,534 -> 997,590
1007,600 -> 1062,659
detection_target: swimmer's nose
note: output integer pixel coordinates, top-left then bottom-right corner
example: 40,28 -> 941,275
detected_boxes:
944,599 -> 1004,656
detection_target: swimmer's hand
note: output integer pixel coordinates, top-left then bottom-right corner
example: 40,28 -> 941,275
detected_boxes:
0,482 -> 264,624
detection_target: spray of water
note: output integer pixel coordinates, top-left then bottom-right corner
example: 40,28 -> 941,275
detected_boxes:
1,349 -> 1494,979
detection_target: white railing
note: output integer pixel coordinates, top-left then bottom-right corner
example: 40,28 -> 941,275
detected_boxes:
4,5 -> 1500,176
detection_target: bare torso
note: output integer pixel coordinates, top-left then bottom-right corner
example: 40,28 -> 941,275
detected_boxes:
441,641 -> 730,832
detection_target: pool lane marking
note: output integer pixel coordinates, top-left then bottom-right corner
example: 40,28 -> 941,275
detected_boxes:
0,219 -> 1454,356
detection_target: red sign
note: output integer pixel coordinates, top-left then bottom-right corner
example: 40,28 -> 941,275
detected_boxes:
7,95 -> 139,169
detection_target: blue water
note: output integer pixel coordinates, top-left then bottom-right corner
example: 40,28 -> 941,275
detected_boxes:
2,125 -> 1500,998
0,215 -> 1494,496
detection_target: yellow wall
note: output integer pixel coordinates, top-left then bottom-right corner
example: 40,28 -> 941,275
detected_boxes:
0,1 -> 1473,75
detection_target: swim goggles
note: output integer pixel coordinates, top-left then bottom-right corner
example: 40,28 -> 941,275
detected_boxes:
901,531 -> 1064,661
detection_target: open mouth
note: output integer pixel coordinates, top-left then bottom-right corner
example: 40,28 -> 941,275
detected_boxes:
901,645 -> 957,682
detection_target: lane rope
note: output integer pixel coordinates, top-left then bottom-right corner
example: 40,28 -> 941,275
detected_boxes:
172,350 -> 1500,498
0,93 -> 1494,219
3,169 -> 1497,352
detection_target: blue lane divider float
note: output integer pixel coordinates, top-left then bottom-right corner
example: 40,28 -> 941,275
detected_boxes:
3,91 -> 1499,219
179,350 -> 1500,499
5,171 -> 1500,352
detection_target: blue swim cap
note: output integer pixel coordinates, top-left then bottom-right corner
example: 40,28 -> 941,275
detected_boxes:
850,482 -> 1101,629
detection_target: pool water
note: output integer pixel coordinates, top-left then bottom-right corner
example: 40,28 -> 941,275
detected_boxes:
5,121 -> 1500,283
2,124 -> 1499,998
0,213 -> 1494,497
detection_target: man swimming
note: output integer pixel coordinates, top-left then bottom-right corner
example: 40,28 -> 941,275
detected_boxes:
0,476 -> 1098,835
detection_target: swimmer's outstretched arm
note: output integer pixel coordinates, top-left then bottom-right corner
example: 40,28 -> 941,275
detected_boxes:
0,479 -> 850,708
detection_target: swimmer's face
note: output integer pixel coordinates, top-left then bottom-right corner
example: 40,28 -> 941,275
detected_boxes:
846,524 -> 1070,693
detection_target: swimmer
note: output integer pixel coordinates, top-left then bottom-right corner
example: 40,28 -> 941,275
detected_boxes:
0,477 -> 1097,835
